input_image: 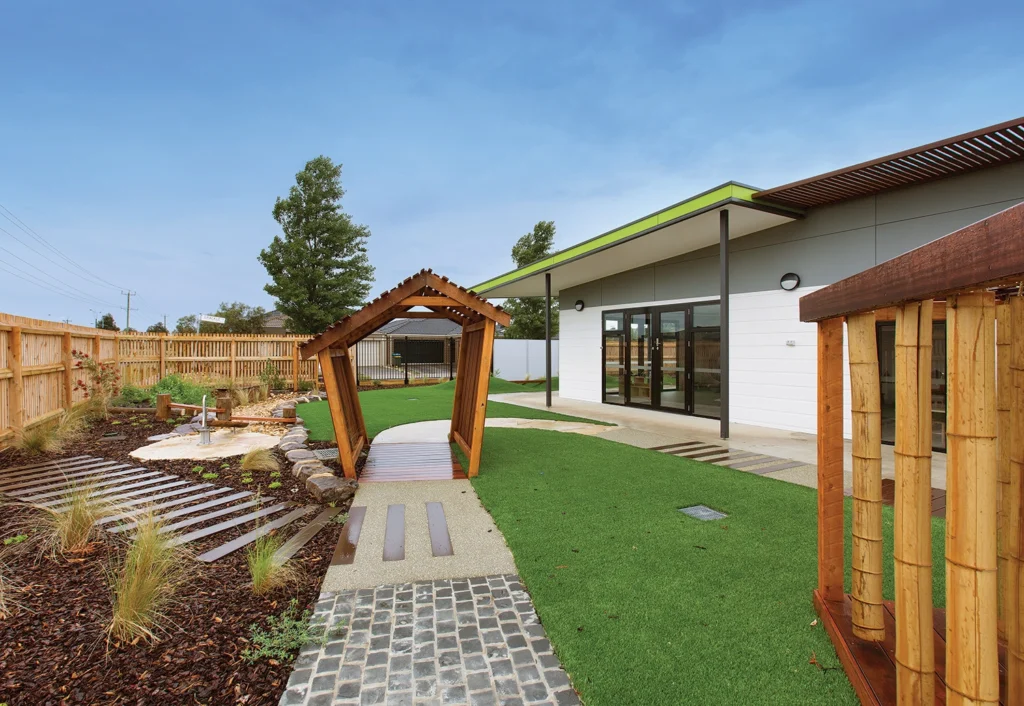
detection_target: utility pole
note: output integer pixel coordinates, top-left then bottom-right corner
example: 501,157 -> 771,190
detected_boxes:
122,290 -> 136,331
162,313 -> 168,330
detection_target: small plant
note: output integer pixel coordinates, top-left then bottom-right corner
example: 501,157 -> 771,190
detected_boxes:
15,425 -> 61,455
269,471 -> 282,479
107,513 -> 190,643
241,448 -> 281,473
242,599 -> 343,663
191,465 -> 205,474
71,349 -> 121,411
332,512 -> 349,525
258,360 -> 286,391
110,383 -> 153,407
201,472 -> 219,480
220,462 -> 230,469
3,534 -> 28,547
151,374 -> 213,407
246,534 -> 300,595
241,475 -> 254,485
297,379 -> 315,392
268,481 -> 282,490
231,387 -> 250,406
0,559 -> 23,619
31,482 -> 112,557
257,383 -> 269,401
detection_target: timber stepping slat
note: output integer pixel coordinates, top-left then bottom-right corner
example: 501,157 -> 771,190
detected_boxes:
98,485 -> 223,524
741,459 -> 812,475
724,456 -> 777,469
32,474 -> 176,508
51,479 -> 194,511
17,470 -> 161,502
332,505 -> 366,565
109,491 -> 255,533
676,447 -> 730,459
650,441 -> 705,451
0,455 -> 93,475
273,507 -> 342,564
196,505 -> 317,563
167,502 -> 296,547
0,464 -> 136,493
426,502 -> 453,557
360,441 -> 463,482
383,504 -> 405,561
0,459 -> 123,484
711,451 -> 759,464
156,498 -> 271,535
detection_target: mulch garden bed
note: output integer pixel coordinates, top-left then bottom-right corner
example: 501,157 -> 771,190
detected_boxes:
0,411 -> 349,705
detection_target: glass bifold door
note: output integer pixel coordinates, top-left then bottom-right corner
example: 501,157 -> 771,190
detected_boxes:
601,302 -> 721,419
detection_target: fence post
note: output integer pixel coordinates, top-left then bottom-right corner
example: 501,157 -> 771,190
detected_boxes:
159,333 -> 166,380
62,331 -> 73,410
9,326 -> 24,435
292,339 -> 299,392
404,336 -> 410,385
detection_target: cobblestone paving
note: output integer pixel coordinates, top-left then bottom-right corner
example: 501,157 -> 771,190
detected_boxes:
279,574 -> 580,706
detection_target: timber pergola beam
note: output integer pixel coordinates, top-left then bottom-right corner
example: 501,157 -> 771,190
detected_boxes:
300,269 -> 511,479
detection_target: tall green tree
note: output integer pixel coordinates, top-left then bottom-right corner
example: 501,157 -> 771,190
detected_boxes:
208,301 -> 267,334
502,221 -> 558,339
96,312 -> 119,331
174,315 -> 197,334
146,321 -> 169,334
258,156 -> 374,334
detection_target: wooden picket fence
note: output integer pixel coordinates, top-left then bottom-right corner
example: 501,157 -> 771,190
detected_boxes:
0,312 -> 318,448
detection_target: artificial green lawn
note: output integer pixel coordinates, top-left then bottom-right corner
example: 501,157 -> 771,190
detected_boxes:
468,430 -> 948,706
298,377 -> 591,441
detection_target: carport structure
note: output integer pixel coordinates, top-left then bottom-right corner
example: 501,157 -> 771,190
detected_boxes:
299,270 -> 511,479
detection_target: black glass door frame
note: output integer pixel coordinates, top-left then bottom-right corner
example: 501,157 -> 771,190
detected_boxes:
601,300 -> 720,419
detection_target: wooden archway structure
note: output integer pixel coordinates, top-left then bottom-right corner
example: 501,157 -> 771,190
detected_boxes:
299,270 -> 510,480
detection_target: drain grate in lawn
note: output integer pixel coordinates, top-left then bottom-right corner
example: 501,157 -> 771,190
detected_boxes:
678,504 -> 728,521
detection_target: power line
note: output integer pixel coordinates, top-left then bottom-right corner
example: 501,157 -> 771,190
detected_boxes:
0,242 -> 120,308
0,203 -> 129,291
0,259 -> 117,310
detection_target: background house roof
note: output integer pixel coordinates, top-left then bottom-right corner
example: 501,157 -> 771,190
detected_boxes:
375,318 -> 463,337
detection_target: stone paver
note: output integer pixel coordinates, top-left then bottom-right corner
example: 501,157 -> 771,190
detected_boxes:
279,575 -> 579,706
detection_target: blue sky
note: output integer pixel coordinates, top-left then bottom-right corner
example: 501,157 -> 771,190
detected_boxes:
1,1 -> 1022,328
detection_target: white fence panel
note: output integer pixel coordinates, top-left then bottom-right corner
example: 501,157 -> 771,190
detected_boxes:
493,339 -> 559,381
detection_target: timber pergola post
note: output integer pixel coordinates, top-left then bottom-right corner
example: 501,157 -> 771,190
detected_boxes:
798,201 -> 1024,705
300,270 -> 510,480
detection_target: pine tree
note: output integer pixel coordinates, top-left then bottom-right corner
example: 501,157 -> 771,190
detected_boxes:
502,221 -> 558,339
96,312 -> 119,331
259,156 -> 374,334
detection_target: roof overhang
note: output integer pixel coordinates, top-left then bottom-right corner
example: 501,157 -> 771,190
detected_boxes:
473,183 -> 801,298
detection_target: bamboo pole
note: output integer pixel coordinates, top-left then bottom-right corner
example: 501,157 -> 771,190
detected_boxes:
1007,295 -> 1024,704
945,292 -> 999,706
996,301 -> 1011,640
893,300 -> 935,704
848,311 -> 885,641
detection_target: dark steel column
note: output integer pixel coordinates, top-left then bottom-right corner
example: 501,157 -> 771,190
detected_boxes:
404,335 -> 410,385
719,209 -> 730,439
545,272 -> 552,408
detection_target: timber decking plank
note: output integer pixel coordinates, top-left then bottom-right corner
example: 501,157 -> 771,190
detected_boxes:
64,480 -> 193,510
723,456 -> 777,469
426,502 -> 453,557
0,455 -> 93,475
741,459 -> 812,475
17,470 -> 160,502
0,459 -> 120,484
665,444 -> 720,455
676,447 -> 730,459
109,491 -> 254,533
98,485 -> 222,524
196,506 -> 317,563
273,507 -> 342,563
383,504 -> 405,561
156,498 -> 269,534
693,453 -> 733,464
0,464 -> 135,493
649,441 -> 705,451
167,502 -> 294,547
711,451 -> 758,464
331,506 -> 366,565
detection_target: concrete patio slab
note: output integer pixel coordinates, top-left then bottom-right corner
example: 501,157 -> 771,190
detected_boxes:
371,417 -> 615,445
130,430 -> 280,461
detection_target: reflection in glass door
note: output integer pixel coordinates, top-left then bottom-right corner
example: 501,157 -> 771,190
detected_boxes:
602,312 -> 625,404
657,310 -> 688,411
629,312 -> 653,406
691,304 -> 722,418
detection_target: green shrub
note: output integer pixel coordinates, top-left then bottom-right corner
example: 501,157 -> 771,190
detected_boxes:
268,481 -> 282,490
110,383 -> 153,407
258,360 -> 286,391
201,472 -> 219,480
152,375 -> 213,407
297,380 -> 315,392
242,599 -> 343,663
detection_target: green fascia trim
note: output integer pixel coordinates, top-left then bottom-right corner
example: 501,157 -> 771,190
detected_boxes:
473,182 -> 796,294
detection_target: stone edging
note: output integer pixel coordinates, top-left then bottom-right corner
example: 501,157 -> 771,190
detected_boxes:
276,396 -> 357,506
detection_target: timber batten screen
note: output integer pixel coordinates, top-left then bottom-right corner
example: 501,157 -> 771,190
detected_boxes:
801,203 -> 1023,705
300,270 -> 510,479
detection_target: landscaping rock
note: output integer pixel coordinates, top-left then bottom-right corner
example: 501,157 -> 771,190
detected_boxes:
285,448 -> 316,462
146,433 -> 176,442
279,440 -> 303,452
191,412 -> 216,423
293,459 -> 328,480
305,473 -> 357,504
295,396 -> 309,404
174,424 -> 197,435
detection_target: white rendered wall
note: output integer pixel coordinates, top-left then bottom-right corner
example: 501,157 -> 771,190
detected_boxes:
492,339 -> 560,381
558,287 -> 853,437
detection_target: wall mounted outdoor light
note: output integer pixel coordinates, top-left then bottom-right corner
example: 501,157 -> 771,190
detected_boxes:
780,273 -> 801,291
574,300 -> 585,312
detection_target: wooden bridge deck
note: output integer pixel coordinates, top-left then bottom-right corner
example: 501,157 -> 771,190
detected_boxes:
814,591 -> 1008,705
359,442 -> 466,482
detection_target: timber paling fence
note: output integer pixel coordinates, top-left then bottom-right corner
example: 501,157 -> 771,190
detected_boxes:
0,312 -> 318,448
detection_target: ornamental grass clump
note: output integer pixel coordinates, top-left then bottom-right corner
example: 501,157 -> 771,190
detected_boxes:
0,558 -> 22,619
15,425 -> 61,455
241,447 -> 281,473
107,513 -> 190,643
246,533 -> 300,595
32,482 -> 113,557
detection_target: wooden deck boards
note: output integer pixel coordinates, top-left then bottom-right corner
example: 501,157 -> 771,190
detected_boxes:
331,505 -> 366,565
426,501 -> 453,557
273,507 -> 342,563
196,505 -> 317,563
360,441 -> 466,482
814,591 -> 1008,705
